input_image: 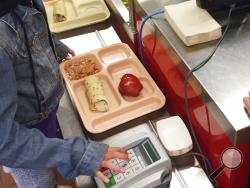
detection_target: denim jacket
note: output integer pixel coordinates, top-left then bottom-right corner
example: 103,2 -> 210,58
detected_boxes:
0,0 -> 108,179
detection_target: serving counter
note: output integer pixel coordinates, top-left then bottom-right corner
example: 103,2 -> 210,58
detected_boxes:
104,0 -> 250,187
57,20 -> 212,187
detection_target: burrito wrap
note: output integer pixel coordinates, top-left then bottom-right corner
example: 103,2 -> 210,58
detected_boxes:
53,0 -> 67,22
84,75 -> 109,112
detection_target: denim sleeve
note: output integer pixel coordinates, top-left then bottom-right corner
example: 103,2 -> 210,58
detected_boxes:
0,47 -> 108,179
51,33 -> 70,61
34,0 -> 70,61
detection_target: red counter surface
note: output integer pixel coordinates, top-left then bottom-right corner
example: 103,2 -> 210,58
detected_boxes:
141,33 -> 250,188
111,13 -> 250,188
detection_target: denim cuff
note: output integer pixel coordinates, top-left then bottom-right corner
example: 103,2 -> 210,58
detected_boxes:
76,141 -> 108,177
55,42 -> 70,62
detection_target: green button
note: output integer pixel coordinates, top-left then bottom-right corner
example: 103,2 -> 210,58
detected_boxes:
105,176 -> 116,188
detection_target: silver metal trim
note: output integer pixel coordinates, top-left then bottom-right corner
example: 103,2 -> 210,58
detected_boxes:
95,30 -> 107,47
134,0 -> 250,144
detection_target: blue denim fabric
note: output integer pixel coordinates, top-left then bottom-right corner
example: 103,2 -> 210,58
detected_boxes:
4,167 -> 55,188
0,0 -> 108,179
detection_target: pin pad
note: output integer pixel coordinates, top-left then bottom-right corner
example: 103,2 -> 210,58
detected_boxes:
102,138 -> 160,188
95,123 -> 172,188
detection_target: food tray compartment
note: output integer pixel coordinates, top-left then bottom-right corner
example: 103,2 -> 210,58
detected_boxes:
78,1 -> 106,15
92,97 -> 163,132
44,0 -> 110,33
60,43 -> 166,134
107,59 -> 143,80
107,60 -> 155,102
98,44 -> 133,64
121,77 -> 155,102
75,0 -> 98,6
60,53 -> 103,82
71,74 -> 121,117
45,0 -> 78,26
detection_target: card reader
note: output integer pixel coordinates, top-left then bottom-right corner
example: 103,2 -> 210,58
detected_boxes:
95,123 -> 172,188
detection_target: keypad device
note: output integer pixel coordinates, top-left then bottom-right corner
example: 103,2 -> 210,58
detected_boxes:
102,139 -> 160,188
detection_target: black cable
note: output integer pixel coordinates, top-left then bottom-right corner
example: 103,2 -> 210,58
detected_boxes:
11,10 -> 43,117
177,152 -> 212,172
184,3 -> 235,175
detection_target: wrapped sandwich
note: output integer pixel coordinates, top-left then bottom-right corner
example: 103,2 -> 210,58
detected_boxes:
53,0 -> 67,22
84,75 -> 109,112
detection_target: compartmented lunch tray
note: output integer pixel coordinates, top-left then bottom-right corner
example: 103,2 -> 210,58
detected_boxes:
60,43 -> 166,134
44,0 -> 110,33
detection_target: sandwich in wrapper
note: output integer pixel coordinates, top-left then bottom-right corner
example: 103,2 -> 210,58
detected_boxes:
84,75 -> 109,112
53,0 -> 67,22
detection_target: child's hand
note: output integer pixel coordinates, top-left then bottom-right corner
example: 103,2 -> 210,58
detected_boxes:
64,49 -> 76,60
96,147 -> 129,183
243,91 -> 250,115
60,49 -> 76,63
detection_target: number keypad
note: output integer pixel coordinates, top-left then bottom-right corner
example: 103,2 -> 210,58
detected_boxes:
103,148 -> 146,188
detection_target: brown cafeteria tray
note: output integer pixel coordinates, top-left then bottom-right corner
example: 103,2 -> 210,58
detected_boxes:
60,43 -> 166,134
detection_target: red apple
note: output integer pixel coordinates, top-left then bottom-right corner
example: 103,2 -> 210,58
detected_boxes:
118,74 -> 143,97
